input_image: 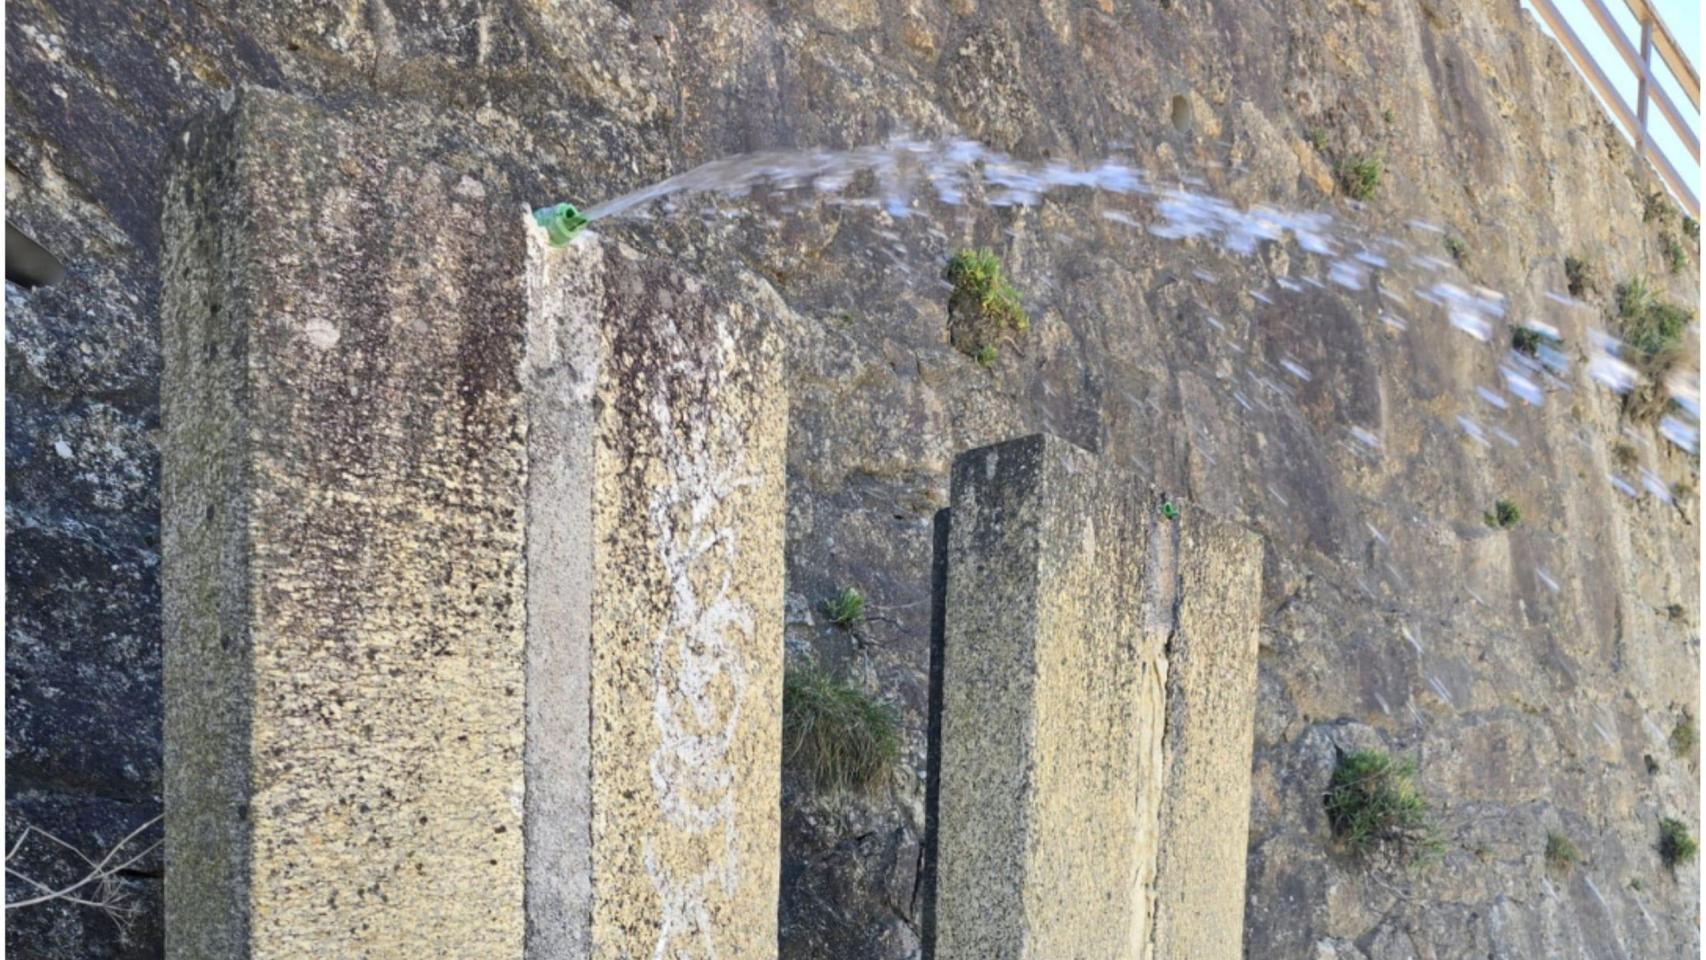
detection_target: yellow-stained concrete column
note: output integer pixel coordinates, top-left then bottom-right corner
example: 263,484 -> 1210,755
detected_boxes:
932,434 -> 1260,960
161,88 -> 533,959
525,232 -> 786,958
163,87 -> 786,959
1148,511 -> 1263,959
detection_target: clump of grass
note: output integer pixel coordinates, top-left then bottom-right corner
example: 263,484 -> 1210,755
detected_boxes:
1444,235 -> 1469,267
1323,749 -> 1441,862
1673,477 -> 1694,501
782,663 -> 900,794
822,586 -> 866,627
1658,817 -> 1697,870
1564,255 -> 1595,298
975,344 -> 998,367
1613,276 -> 1695,421
1616,277 -> 1692,361
1511,325 -> 1550,356
1485,498 -> 1522,529
1661,232 -> 1688,274
1382,108 -> 1395,125
1546,831 -> 1581,874
1684,216 -> 1700,241
945,250 -> 1028,332
1612,442 -> 1639,469
1643,191 -> 1673,224
1307,126 -> 1330,152
944,250 -> 1028,361
1336,153 -> 1383,201
1670,712 -> 1697,758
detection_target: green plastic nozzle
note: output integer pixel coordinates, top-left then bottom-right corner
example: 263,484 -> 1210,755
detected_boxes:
533,202 -> 589,246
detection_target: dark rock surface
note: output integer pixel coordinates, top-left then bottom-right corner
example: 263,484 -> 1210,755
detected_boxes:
6,0 -> 1698,957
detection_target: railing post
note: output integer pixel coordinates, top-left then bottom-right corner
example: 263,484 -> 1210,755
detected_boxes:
1635,13 -> 1654,178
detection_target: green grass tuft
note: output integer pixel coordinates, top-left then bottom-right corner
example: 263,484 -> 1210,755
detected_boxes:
1684,216 -> 1700,241
782,663 -> 900,794
1616,276 -> 1693,362
1484,499 -> 1522,529
1615,276 -> 1694,423
1511,326 -> 1549,356
823,586 -> 866,627
944,250 -> 1029,362
1307,126 -> 1330,152
1444,235 -> 1469,267
1671,713 -> 1697,759
1643,191 -> 1674,224
1564,255 -> 1595,298
1545,831 -> 1580,873
945,250 -> 1029,332
1662,232 -> 1689,274
1336,154 -> 1383,202
1324,749 -> 1442,863
1659,817 -> 1697,870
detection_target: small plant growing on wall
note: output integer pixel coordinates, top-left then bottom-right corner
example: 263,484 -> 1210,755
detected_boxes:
945,249 -> 1029,362
782,663 -> 900,794
823,586 -> 867,628
1564,255 -> 1596,298
1444,235 -> 1469,268
1545,831 -> 1581,874
1661,232 -> 1689,274
1658,817 -> 1697,870
1324,749 -> 1442,863
1643,191 -> 1673,224
1335,153 -> 1383,201
1511,325 -> 1549,356
1615,276 -> 1694,422
1485,499 -> 1522,529
1671,712 -> 1697,760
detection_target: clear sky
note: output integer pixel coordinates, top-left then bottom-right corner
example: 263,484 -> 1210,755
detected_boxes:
1520,0 -> 1700,211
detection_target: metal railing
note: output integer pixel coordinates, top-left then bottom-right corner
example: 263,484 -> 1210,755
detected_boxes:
1529,0 -> 1701,218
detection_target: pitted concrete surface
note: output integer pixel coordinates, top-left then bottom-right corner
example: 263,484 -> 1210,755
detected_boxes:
162,88 -> 531,959
528,231 -> 788,958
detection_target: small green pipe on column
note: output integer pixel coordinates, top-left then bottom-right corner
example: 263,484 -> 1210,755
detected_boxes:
532,202 -> 589,246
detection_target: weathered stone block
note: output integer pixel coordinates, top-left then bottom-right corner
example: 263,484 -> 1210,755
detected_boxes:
162,89 -> 533,958
163,87 -> 786,959
1148,512 -> 1262,960
934,434 -> 1162,960
932,434 -> 1260,960
525,233 -> 787,956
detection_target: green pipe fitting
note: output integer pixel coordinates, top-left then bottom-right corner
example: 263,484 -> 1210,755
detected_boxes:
532,202 -> 589,246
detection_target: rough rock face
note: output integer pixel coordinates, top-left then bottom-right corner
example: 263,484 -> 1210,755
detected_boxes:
5,1 -> 1698,958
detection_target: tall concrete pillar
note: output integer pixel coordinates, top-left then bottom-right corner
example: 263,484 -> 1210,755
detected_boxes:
932,434 -> 1260,960
525,228 -> 786,958
162,87 -> 785,959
